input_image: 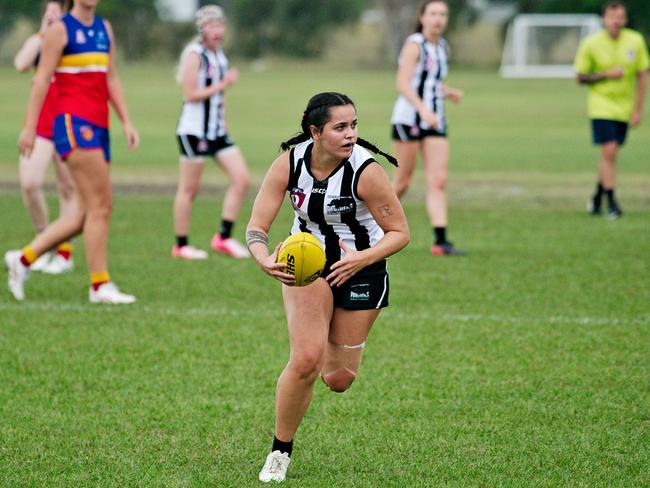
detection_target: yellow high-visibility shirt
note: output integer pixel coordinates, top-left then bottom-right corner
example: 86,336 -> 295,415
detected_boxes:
574,28 -> 649,122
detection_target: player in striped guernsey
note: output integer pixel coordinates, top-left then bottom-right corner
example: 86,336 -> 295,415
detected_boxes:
247,93 -> 410,483
391,0 -> 466,256
13,0 -> 76,274
10,0 -> 139,304
172,5 -> 250,260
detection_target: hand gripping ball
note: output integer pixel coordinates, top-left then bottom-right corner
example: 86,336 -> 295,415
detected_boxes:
277,232 -> 326,286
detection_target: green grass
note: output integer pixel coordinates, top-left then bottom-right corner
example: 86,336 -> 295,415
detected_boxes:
1,61 -> 649,486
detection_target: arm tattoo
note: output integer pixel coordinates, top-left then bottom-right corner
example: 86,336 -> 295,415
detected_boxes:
246,230 -> 269,249
377,204 -> 393,218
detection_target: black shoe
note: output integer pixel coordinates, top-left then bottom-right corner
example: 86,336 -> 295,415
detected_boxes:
587,196 -> 602,215
431,241 -> 467,256
606,203 -> 623,219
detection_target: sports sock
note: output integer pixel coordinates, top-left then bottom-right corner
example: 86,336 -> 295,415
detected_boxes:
90,271 -> 110,291
593,182 -> 604,203
272,436 -> 293,457
57,242 -> 74,260
20,246 -> 37,267
433,227 -> 447,246
605,189 -> 616,207
219,220 -> 234,239
176,235 -> 188,247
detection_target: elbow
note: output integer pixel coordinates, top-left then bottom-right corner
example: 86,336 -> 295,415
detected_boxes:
14,61 -> 29,73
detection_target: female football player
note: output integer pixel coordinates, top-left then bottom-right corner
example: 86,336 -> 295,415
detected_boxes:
14,0 -> 76,274
247,92 -> 410,482
172,5 -> 250,260
391,0 -> 466,256
9,0 -> 139,304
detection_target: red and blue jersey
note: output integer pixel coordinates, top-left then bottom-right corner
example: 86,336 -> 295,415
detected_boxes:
55,13 -> 110,128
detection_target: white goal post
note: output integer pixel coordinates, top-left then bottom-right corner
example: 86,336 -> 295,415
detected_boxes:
500,14 -> 602,78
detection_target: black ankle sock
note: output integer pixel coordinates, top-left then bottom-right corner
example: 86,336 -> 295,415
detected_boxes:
272,436 -> 293,457
433,227 -> 447,245
176,235 -> 188,247
220,220 -> 234,239
605,189 -> 616,206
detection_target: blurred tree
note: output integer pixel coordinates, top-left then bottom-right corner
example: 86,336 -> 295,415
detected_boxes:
514,0 -> 649,39
375,0 -> 476,60
231,0 -> 365,57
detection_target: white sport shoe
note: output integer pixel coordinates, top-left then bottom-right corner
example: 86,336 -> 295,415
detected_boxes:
30,250 -> 53,272
42,254 -> 74,274
171,245 -> 208,260
259,451 -> 291,483
5,250 -> 30,301
89,282 -> 136,304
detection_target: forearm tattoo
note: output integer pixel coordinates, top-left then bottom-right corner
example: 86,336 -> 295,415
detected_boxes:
377,204 -> 393,218
246,230 -> 269,249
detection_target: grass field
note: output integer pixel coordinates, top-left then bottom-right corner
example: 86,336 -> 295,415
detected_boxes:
1,61 -> 649,487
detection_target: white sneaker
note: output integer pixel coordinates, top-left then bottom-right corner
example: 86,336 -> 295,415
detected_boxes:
259,451 -> 291,483
30,250 -> 53,272
171,245 -> 208,260
5,250 -> 30,301
89,282 -> 136,304
42,254 -> 74,274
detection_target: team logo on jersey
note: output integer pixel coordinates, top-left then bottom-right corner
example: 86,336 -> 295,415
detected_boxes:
79,125 -> 94,142
627,49 -> 636,61
290,187 -> 306,209
96,30 -> 108,50
75,29 -> 86,44
326,196 -> 355,215
424,57 -> 436,71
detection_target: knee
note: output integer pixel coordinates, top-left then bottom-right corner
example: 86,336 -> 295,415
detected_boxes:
290,349 -> 324,383
87,197 -> 112,221
430,177 -> 447,192
21,177 -> 42,197
178,185 -> 199,202
232,172 -> 250,195
321,368 -> 356,393
57,182 -> 75,201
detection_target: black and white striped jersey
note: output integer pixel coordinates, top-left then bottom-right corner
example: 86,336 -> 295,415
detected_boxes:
287,140 -> 385,266
176,43 -> 228,140
391,33 -> 449,131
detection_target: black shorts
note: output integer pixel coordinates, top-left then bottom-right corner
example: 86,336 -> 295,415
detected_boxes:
329,260 -> 389,310
177,134 -> 235,159
392,123 -> 447,141
591,119 -> 628,146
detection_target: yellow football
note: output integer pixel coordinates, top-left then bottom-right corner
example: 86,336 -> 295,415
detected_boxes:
277,232 -> 326,287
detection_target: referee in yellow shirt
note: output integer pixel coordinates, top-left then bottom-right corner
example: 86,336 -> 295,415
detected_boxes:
574,1 -> 649,218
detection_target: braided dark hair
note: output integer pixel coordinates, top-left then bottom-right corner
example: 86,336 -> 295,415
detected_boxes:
280,92 -> 398,167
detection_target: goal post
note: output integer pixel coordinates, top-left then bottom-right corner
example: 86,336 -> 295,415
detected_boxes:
500,14 -> 602,79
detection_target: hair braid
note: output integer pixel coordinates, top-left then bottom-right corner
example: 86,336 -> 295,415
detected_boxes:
356,138 -> 399,167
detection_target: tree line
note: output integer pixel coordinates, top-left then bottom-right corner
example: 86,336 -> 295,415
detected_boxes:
1,0 -> 647,61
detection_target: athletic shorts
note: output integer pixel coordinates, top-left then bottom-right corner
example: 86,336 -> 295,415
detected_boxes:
591,119 -> 628,146
392,123 -> 446,141
328,260 -> 389,310
53,114 -> 111,162
177,134 -> 235,160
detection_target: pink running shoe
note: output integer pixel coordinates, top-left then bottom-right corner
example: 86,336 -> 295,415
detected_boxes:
211,234 -> 250,259
171,245 -> 208,260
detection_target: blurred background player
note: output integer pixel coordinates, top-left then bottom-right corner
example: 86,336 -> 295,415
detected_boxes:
172,5 -> 250,260
247,93 -> 410,483
13,0 -> 76,274
8,0 -> 139,303
575,1 -> 649,219
390,0 -> 465,256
